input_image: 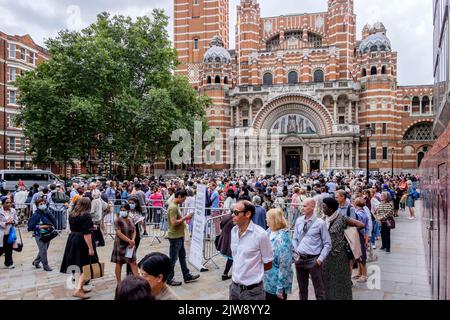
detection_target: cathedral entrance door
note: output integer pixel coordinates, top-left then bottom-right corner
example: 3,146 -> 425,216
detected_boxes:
283,148 -> 302,175
310,160 -> 320,173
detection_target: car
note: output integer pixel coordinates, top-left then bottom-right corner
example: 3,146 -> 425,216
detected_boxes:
87,176 -> 108,184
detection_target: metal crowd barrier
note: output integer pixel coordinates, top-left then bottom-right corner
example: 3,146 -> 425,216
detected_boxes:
202,210 -> 231,270
12,202 -> 69,232
104,205 -> 168,246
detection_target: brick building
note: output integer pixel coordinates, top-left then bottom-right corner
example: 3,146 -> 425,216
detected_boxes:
0,32 -> 48,170
165,0 -> 436,176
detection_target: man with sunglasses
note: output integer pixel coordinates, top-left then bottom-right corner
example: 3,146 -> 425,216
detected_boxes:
229,200 -> 273,300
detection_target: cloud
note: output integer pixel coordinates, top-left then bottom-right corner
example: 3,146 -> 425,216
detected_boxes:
0,0 -> 433,85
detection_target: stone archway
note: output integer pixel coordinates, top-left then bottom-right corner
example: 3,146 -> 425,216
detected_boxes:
252,94 -> 334,135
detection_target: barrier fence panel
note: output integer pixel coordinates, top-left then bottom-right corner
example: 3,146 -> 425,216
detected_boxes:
202,209 -> 231,269
15,203 -> 69,233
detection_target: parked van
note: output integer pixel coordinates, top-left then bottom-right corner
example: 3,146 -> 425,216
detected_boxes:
0,169 -> 60,191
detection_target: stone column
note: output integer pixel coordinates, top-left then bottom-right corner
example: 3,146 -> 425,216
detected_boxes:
350,142 -> 354,168
321,145 -> 325,170
249,103 -> 253,127
333,143 -> 337,169
355,141 -> 360,170
355,102 -> 359,124
236,105 -> 240,127
348,101 -> 352,124
420,96 -> 423,114
327,144 -> 331,170
231,105 -> 234,127
334,101 -> 338,123
341,142 -> 345,168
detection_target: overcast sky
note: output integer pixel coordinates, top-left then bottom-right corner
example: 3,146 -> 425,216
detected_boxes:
0,0 -> 433,85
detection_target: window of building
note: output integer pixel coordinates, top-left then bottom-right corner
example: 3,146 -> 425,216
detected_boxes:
8,67 -> 15,81
404,105 -> 409,112
194,0 -> 199,5
29,51 -> 36,64
382,123 -> 387,134
371,123 -> 376,133
263,72 -> 273,86
215,75 -> 221,84
313,69 -> 324,83
361,68 -> 367,77
371,66 -> 377,75
371,147 -> 377,160
9,161 -> 16,169
403,122 -> 437,141
8,44 -> 15,58
207,76 -> 211,84
381,66 -> 387,74
9,114 -> 19,128
20,48 -> 26,61
20,138 -> 26,152
382,147 -> 388,160
288,71 -> 298,84
224,76 -> 228,84
339,116 -> 345,124
194,38 -> 199,50
243,119 -> 249,127
9,137 -> 16,152
8,90 -> 16,104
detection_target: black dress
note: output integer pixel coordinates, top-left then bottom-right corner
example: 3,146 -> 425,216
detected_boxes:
60,213 -> 99,273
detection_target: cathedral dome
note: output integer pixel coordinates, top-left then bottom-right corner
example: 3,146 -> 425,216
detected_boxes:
203,36 -> 231,64
359,32 -> 391,53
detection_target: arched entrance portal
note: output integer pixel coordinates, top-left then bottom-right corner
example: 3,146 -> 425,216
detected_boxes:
283,148 -> 303,175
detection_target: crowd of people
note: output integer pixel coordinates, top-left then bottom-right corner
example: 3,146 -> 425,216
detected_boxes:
0,171 -> 421,300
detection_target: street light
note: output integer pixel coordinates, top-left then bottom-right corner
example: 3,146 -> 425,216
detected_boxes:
362,125 -> 374,185
391,147 -> 395,177
107,133 -> 114,180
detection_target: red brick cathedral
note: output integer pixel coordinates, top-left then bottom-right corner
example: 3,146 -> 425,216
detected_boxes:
173,0 -> 435,175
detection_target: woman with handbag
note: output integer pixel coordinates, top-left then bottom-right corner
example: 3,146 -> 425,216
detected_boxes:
405,180 -> 417,220
60,197 -> 99,299
322,198 -> 364,300
90,190 -> 107,247
27,197 -> 57,271
0,197 -> 18,269
375,192 -> 395,253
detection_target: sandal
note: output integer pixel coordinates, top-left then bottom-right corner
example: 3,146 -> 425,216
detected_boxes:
73,290 -> 90,300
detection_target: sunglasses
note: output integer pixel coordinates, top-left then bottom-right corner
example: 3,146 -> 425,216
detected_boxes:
232,210 -> 246,216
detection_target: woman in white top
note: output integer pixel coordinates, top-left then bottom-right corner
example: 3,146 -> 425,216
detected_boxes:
222,189 -> 237,214
0,197 -> 18,269
183,189 -> 196,236
90,189 -> 108,247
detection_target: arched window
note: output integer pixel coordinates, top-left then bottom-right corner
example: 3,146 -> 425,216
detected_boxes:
263,72 -> 273,86
370,45 -> 378,52
422,96 -> 430,114
224,76 -> 228,84
381,66 -> 387,74
361,68 -> 367,77
215,75 -> 221,84
403,122 -> 437,141
207,76 -> 212,84
371,66 -> 377,75
288,71 -> 298,84
412,96 -> 420,113
313,69 -> 324,83
194,38 -> 199,50
417,152 -> 425,167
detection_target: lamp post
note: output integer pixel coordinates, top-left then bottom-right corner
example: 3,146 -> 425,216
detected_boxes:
391,147 -> 395,177
107,133 -> 114,180
362,125 -> 374,185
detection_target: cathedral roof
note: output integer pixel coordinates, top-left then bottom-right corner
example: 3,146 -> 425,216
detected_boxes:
359,32 -> 391,53
203,36 -> 232,64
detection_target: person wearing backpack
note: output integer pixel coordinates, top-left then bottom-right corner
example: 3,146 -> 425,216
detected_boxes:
405,180 -> 417,220
28,197 -> 57,271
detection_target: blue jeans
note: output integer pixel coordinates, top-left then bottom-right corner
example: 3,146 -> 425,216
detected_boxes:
167,237 -> 190,282
371,221 -> 381,245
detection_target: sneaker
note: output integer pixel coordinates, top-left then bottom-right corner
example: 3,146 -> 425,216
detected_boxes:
167,280 -> 182,286
184,274 -> 200,283
6,265 -> 15,269
372,245 -> 376,249
143,231 -> 148,236
408,216 -> 415,220
32,261 -> 41,269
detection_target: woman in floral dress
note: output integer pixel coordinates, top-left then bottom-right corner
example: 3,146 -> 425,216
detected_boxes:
263,208 -> 293,300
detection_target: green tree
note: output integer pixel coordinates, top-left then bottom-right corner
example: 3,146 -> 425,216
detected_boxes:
16,10 -> 209,176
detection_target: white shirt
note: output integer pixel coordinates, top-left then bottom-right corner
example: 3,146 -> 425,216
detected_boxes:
231,221 -> 273,286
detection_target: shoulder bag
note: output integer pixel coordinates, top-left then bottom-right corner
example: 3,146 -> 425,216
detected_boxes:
386,216 -> 396,229
13,227 -> 23,252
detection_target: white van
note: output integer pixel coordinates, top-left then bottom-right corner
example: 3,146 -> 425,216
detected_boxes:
0,169 -> 60,191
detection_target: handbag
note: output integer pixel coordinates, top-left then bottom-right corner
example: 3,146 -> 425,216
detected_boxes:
13,227 -> 23,252
7,226 -> 17,244
386,217 -> 396,229
344,226 -> 362,260
39,225 -> 58,243
82,259 -> 105,281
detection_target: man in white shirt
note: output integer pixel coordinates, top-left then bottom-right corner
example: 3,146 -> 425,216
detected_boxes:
292,198 -> 331,300
229,200 -> 273,300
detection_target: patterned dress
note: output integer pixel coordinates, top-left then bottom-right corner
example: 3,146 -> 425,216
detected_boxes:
323,214 -> 353,300
111,217 -> 136,264
263,229 -> 293,296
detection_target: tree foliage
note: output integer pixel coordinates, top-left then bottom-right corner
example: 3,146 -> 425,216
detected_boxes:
16,10 -> 209,175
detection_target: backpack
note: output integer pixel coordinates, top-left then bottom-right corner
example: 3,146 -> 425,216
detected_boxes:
52,191 -> 69,204
412,188 -> 419,200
